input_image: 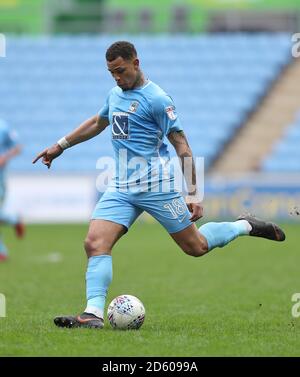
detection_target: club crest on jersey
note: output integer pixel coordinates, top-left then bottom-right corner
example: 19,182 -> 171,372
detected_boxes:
128,101 -> 139,113
112,112 -> 129,139
165,105 -> 177,120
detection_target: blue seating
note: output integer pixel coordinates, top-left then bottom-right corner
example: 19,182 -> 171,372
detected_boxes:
262,115 -> 300,172
1,34 -> 291,172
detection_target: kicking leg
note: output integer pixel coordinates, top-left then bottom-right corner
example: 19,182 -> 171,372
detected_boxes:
171,216 -> 285,256
199,216 -> 285,251
170,223 -> 209,257
54,219 -> 127,329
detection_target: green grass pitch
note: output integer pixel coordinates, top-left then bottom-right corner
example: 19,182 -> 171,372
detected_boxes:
0,222 -> 299,356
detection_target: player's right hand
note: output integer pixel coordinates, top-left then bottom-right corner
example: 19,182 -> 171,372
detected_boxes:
32,144 -> 63,169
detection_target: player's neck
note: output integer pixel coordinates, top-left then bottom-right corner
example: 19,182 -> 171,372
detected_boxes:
132,71 -> 147,89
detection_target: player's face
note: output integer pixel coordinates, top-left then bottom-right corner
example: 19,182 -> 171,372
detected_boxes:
107,56 -> 140,91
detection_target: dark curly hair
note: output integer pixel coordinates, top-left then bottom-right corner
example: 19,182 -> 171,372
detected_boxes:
106,41 -> 137,62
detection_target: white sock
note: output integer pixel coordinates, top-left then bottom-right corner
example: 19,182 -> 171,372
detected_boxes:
235,220 -> 252,235
84,305 -> 103,319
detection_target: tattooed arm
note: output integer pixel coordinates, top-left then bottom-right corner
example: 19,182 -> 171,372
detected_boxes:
168,130 -> 203,221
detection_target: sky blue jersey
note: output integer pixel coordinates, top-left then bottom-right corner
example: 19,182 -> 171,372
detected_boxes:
98,80 -> 183,191
0,119 -> 18,161
0,119 -> 18,194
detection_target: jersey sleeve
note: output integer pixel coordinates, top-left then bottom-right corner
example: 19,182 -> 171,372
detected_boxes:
152,94 -> 183,136
0,119 -> 19,148
5,129 -> 19,148
98,92 -> 110,119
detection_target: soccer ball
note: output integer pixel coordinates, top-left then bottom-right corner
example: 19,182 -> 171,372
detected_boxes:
107,294 -> 145,330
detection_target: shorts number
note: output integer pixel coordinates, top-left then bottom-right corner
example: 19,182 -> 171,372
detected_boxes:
163,199 -> 186,219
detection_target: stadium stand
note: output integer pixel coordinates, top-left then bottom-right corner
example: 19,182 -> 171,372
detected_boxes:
262,110 -> 300,172
0,34 -> 291,172
212,57 -> 300,174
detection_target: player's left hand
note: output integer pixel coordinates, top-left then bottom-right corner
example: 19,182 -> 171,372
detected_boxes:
185,199 -> 204,222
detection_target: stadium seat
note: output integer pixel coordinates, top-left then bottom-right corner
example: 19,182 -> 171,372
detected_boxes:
261,111 -> 300,172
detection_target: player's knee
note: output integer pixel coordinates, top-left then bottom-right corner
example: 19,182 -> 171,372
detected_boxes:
181,238 -> 208,257
84,235 -> 111,256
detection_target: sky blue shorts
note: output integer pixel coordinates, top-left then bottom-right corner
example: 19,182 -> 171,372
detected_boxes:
91,190 -> 193,234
